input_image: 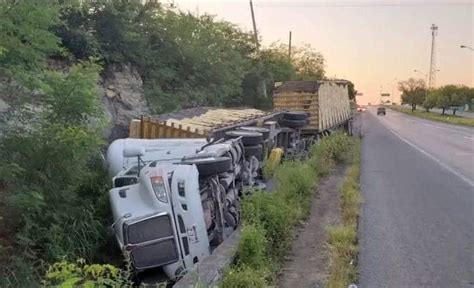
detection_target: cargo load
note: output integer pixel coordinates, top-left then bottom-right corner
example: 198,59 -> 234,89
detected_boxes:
273,80 -> 352,133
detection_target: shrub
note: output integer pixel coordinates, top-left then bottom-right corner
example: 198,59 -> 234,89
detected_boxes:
341,168 -> 361,225
42,259 -> 132,287
327,136 -> 361,288
220,266 -> 270,288
274,161 -> 314,200
0,62 -> 111,284
327,225 -> 358,287
242,191 -> 297,259
235,224 -> 268,269
222,133 -> 358,286
0,257 -> 42,288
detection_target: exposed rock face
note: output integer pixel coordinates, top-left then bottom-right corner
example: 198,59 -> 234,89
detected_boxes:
99,64 -> 149,141
0,63 -> 149,141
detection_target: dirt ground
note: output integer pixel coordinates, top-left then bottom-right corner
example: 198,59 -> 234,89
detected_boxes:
277,165 -> 346,288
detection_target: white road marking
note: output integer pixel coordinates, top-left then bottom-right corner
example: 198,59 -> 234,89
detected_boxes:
422,123 -> 445,130
463,136 -> 474,141
386,126 -> 474,188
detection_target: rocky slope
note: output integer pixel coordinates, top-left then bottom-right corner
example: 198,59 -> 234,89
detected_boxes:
100,64 -> 149,141
0,63 -> 149,142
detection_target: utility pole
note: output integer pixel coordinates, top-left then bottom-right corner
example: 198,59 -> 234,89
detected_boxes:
428,24 -> 438,89
288,31 -> 292,60
249,0 -> 267,98
250,0 -> 259,51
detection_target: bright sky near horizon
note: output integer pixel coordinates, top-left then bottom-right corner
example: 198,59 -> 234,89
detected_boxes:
174,0 -> 473,105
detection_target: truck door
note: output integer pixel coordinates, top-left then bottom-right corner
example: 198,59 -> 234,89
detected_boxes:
169,164 -> 211,273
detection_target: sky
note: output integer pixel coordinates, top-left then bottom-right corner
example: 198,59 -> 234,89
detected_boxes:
173,0 -> 473,105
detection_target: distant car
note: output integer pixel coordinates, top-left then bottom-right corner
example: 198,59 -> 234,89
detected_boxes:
377,107 -> 386,115
357,106 -> 366,112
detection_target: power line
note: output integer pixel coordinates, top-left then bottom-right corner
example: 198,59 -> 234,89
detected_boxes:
255,1 -> 473,8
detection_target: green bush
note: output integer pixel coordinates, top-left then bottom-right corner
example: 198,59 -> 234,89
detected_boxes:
220,266 -> 270,288
312,133 -> 352,164
274,161 -> 314,200
235,224 -> 268,269
0,257 -> 41,288
327,137 -> 361,288
0,62 -> 111,284
341,167 -> 361,225
327,225 -> 358,287
242,191 -> 297,259
222,133 -> 357,286
42,259 -> 132,287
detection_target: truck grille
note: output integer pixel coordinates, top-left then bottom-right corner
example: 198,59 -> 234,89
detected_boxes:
124,214 -> 179,269
125,215 -> 173,244
132,239 -> 178,269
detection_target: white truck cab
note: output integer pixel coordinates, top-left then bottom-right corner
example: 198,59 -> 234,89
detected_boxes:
107,137 -> 249,280
110,163 -> 210,278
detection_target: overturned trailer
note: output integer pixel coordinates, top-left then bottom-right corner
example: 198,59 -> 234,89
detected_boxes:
273,80 -> 352,134
106,81 -> 353,283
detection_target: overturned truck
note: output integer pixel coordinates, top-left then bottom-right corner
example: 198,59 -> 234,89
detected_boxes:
105,81 -> 352,282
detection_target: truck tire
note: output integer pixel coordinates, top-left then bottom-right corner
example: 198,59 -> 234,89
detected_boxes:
238,127 -> 270,140
182,157 -> 232,176
244,145 -> 263,160
283,111 -> 308,120
281,119 -> 308,129
224,131 -> 263,146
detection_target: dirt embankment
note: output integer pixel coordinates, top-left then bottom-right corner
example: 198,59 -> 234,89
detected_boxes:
278,165 -> 346,288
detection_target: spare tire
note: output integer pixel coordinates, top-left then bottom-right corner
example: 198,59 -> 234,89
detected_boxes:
281,119 -> 308,129
182,157 -> 232,176
225,130 -> 263,146
243,145 -> 263,160
238,126 -> 270,140
283,111 -> 309,120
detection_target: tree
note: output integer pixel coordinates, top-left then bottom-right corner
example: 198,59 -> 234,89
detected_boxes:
0,61 -> 106,265
346,81 -> 357,100
241,44 -> 296,109
54,2 -> 100,60
398,78 -> 426,111
433,85 -> 467,115
422,92 -> 437,112
292,43 -> 325,80
0,1 -> 61,89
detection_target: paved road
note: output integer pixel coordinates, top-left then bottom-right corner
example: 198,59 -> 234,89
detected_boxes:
358,107 -> 474,287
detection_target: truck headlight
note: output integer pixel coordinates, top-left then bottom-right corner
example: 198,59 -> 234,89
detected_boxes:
150,176 -> 168,203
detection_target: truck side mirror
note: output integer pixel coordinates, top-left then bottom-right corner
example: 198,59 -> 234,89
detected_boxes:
123,147 -> 146,176
123,147 -> 145,158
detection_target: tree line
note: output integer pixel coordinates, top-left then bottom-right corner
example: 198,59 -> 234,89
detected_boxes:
398,78 -> 474,114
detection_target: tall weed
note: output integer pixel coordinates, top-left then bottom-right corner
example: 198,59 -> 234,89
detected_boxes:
326,137 -> 361,288
222,133 -> 357,286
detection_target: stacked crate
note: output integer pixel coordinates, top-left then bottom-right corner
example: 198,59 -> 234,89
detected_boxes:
273,80 -> 351,132
273,81 -> 321,131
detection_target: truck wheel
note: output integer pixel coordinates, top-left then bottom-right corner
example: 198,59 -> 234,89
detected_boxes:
225,131 -> 263,146
244,145 -> 263,160
238,126 -> 270,140
283,111 -> 308,120
281,119 -> 308,128
182,157 -> 232,176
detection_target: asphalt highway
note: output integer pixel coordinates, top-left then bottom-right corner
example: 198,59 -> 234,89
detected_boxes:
358,107 -> 474,287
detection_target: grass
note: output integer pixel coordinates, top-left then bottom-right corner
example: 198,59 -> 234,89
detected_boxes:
221,132 -> 358,287
326,137 -> 361,288
388,106 -> 474,127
